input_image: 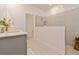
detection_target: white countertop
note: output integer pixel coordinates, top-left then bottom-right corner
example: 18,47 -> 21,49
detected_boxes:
0,31 -> 27,38
0,26 -> 28,38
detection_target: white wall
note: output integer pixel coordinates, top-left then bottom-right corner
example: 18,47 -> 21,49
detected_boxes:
0,4 -> 6,18
46,8 -> 79,46
0,4 -> 79,31
6,4 -> 45,31
0,4 -> 45,31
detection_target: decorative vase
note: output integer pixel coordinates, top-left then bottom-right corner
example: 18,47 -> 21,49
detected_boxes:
0,25 -> 5,33
5,26 -> 9,31
74,37 -> 79,51
1,27 -> 5,33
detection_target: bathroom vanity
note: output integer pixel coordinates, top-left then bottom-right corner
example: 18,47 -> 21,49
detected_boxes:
0,31 -> 27,55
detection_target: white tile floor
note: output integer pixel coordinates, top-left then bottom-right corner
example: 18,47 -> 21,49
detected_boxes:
27,38 -> 79,55
27,48 -> 35,55
27,38 -> 65,55
27,39 -> 57,55
66,45 -> 79,55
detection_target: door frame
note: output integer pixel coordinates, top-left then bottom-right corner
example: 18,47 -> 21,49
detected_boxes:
25,13 -> 35,40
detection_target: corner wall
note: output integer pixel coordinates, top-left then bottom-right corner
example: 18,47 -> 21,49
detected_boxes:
46,8 -> 79,46
2,4 -> 45,31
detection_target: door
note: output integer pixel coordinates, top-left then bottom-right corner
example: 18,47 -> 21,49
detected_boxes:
26,14 -> 35,39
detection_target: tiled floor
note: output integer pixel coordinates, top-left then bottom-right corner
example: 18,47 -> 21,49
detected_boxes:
66,45 -> 79,55
27,38 -> 65,55
27,38 -> 79,55
27,39 -> 57,55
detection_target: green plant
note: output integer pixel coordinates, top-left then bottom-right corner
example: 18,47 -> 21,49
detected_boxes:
0,18 -> 12,26
0,19 -> 5,25
0,18 -> 13,31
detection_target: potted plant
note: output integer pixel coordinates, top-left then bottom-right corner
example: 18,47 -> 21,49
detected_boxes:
0,18 -> 13,32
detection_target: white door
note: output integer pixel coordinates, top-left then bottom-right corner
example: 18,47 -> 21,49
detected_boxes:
26,14 -> 35,39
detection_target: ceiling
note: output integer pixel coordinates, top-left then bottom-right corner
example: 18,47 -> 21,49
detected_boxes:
32,4 -> 59,11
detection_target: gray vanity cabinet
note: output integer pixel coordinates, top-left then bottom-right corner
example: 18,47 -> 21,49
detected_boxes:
0,35 -> 26,55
